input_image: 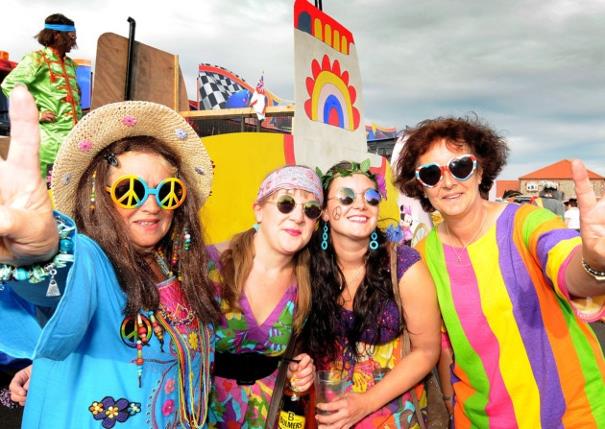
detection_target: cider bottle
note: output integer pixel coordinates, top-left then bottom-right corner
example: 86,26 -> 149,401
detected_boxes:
278,384 -> 307,429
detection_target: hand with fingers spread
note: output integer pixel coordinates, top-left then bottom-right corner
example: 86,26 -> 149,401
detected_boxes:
287,353 -> 315,393
0,86 -> 58,265
316,391 -> 371,429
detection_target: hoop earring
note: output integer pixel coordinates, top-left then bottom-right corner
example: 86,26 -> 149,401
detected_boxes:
321,223 -> 329,250
369,231 -> 379,250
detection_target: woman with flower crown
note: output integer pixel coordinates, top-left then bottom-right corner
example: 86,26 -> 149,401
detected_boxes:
0,87 -> 219,428
302,160 -> 442,429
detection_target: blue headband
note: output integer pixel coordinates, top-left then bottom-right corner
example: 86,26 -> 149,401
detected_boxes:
44,24 -> 76,32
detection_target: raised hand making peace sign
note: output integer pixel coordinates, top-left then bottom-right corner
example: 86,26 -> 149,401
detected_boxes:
572,160 -> 605,269
0,86 -> 58,265
555,160 -> 605,299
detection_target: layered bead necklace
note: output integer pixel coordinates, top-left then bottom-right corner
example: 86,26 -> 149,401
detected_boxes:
132,249 -> 211,427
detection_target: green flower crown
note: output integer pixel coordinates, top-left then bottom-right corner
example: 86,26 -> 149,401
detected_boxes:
315,159 -> 387,198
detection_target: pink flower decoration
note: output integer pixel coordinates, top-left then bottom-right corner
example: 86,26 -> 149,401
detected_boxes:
77,139 -> 93,152
121,115 -> 137,127
164,378 -> 175,394
161,399 -> 175,416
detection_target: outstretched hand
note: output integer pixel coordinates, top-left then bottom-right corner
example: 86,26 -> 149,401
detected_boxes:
572,160 -> 605,269
0,86 -> 58,265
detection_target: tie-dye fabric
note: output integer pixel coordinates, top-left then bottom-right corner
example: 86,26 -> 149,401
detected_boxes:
318,245 -> 428,428
417,203 -> 605,428
206,247 -> 298,429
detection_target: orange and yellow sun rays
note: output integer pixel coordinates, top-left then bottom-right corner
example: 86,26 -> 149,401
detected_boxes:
304,55 -> 360,131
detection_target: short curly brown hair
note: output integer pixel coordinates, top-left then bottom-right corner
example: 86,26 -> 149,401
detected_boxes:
394,115 -> 509,212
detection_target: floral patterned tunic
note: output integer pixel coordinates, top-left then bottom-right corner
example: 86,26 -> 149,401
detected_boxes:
207,247 -> 298,429
317,245 -> 428,429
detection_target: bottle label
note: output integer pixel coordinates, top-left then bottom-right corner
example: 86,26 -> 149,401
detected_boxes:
278,410 -> 305,429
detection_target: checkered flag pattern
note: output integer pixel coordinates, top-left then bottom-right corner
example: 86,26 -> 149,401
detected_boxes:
198,66 -> 246,110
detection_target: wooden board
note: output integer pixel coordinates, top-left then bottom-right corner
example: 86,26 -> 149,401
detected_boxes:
0,136 -> 9,159
92,32 -> 189,110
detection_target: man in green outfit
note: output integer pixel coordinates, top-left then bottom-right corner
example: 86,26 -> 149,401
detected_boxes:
1,13 -> 82,184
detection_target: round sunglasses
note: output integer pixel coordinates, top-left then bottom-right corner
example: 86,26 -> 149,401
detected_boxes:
266,195 -> 322,220
415,154 -> 477,188
105,175 -> 187,210
328,187 -> 382,206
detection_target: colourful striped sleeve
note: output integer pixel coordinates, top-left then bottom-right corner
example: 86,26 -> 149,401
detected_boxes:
518,205 -> 581,300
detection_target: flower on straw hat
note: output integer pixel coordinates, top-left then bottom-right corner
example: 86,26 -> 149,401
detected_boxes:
51,100 -> 213,217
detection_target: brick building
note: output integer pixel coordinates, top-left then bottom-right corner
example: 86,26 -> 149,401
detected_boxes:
499,160 -> 605,200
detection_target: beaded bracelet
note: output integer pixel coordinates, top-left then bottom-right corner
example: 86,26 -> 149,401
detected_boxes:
0,215 -> 75,297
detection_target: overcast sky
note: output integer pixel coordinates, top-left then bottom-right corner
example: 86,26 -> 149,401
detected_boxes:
3,0 -> 604,180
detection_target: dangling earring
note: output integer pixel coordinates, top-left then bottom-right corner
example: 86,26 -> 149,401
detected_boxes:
170,230 -> 180,268
252,222 -> 260,231
321,223 -> 329,250
89,171 -> 96,213
369,230 -> 379,250
183,226 -> 191,251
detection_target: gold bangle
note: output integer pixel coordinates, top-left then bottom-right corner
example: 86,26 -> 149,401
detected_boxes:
443,395 -> 453,401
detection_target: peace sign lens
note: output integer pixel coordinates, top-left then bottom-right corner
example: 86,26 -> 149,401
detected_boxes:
107,175 -> 187,210
334,187 -> 381,206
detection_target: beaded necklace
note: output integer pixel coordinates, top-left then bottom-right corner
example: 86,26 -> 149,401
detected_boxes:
152,249 -> 211,426
156,312 -> 212,427
154,249 -> 173,278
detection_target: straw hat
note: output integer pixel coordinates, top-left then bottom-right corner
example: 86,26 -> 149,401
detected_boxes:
51,101 -> 212,217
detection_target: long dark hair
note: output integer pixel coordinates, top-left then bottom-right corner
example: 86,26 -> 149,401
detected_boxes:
74,136 -> 220,324
302,162 -> 403,363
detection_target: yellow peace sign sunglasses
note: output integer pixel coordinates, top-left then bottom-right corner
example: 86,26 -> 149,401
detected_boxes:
105,175 -> 187,210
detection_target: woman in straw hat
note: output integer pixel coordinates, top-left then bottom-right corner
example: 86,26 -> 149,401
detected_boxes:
0,87 -> 219,428
207,165 -> 320,428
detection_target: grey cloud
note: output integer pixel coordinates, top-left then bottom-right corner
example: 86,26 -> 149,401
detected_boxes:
3,0 -> 603,179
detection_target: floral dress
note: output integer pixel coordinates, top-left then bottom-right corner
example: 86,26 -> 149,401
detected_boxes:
318,245 -> 427,429
207,247 -> 298,429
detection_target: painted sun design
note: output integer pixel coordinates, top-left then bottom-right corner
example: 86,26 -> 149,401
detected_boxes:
304,54 -> 360,131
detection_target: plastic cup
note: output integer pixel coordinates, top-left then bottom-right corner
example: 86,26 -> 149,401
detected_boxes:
314,369 -> 347,415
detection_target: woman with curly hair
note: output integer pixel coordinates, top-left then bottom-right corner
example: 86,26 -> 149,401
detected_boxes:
395,115 -> 605,427
302,161 -> 441,428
